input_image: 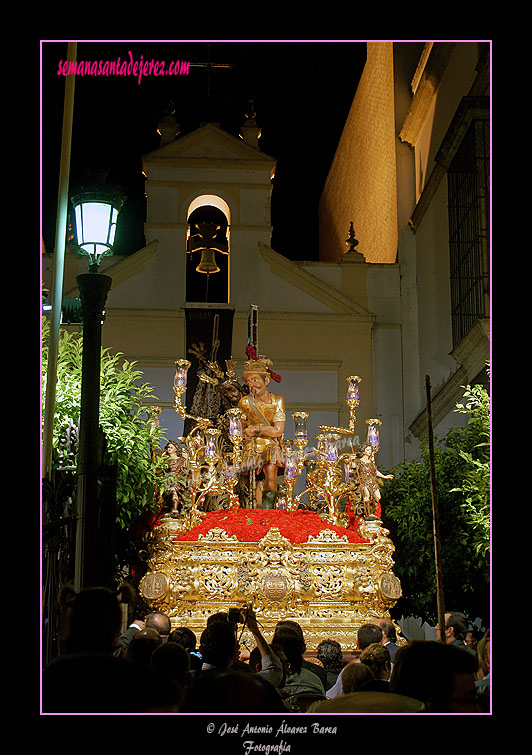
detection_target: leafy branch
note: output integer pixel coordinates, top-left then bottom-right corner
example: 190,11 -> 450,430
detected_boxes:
42,316 -> 170,570
381,366 -> 490,625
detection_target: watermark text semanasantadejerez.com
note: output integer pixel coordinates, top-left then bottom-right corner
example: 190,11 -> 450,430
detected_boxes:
57,50 -> 191,85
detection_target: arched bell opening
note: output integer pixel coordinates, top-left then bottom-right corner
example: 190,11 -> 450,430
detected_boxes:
186,202 -> 230,303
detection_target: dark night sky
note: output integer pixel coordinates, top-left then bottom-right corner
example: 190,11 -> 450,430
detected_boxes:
41,40 -> 366,261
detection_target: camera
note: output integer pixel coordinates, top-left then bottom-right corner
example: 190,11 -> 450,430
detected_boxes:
227,607 -> 245,623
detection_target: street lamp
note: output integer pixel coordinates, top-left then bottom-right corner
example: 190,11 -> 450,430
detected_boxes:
71,182 -> 125,272
72,177 -> 125,590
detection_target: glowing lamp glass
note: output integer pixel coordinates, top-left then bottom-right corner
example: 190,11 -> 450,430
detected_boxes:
228,413 -> 243,438
174,360 -> 191,388
346,376 -> 361,402
366,424 -> 380,447
71,183 -> 124,271
292,412 -> 308,444
325,434 -> 340,462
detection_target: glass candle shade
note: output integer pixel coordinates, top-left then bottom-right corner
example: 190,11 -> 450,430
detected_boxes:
227,410 -> 243,438
366,419 -> 381,447
346,376 -> 361,402
343,461 -> 352,484
174,359 -> 191,388
292,412 -> 309,444
346,377 -> 361,402
146,406 -> 162,427
284,451 -> 298,479
204,429 -> 219,459
326,434 -> 341,462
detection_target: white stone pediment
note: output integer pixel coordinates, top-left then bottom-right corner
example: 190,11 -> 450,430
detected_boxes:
259,243 -> 375,318
144,123 -> 276,166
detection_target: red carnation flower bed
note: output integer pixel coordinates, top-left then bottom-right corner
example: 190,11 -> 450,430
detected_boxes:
173,507 -> 374,545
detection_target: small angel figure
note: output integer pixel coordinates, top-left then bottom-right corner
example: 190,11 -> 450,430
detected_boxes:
355,443 -> 394,520
161,440 -> 190,517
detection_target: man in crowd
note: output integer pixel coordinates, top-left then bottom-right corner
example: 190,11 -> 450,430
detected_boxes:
436,611 -> 478,657
117,611 -> 171,655
372,617 -> 400,661
326,623 -> 384,698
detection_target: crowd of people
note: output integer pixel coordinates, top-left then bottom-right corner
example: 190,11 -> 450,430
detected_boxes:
42,586 -> 490,714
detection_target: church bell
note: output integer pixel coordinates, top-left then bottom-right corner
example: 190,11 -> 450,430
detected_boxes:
196,247 -> 221,275
188,221 -> 226,275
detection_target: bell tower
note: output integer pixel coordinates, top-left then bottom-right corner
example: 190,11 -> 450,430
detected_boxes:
186,203 -> 229,304
142,121 -> 276,311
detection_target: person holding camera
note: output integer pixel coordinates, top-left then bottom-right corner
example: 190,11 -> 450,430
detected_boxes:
199,605 -> 283,688
240,605 -> 284,688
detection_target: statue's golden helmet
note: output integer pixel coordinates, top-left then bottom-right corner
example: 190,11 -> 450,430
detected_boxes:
242,358 -> 273,383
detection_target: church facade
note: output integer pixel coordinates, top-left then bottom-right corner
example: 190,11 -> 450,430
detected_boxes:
44,41 -> 490,472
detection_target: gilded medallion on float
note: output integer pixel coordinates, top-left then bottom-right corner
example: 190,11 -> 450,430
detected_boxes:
139,571 -> 168,601
379,572 -> 402,601
262,572 -> 289,602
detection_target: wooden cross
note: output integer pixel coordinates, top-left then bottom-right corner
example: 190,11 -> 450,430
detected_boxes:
189,43 -> 235,100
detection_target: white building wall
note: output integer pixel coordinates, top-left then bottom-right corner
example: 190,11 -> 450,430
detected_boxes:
414,178 -> 458,408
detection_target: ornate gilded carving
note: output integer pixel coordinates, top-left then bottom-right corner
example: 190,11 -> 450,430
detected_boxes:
140,516 -> 401,650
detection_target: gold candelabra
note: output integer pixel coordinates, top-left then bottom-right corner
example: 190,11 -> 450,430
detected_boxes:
346,375 -> 362,431
284,377 -> 361,525
281,440 -> 299,511
168,359 -> 385,529
140,360 -> 401,651
171,360 -> 248,526
293,432 -> 352,527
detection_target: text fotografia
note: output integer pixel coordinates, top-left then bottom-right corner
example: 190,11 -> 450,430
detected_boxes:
57,51 -> 190,85
208,720 -> 338,751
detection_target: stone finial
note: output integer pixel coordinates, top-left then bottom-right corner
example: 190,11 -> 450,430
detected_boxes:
342,222 -> 366,262
240,99 -> 261,148
158,101 -> 180,145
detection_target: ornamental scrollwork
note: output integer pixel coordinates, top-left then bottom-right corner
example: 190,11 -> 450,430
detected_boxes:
140,514 -> 402,650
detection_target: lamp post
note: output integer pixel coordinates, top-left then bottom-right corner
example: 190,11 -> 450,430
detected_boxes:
72,179 -> 125,591
42,42 -> 77,481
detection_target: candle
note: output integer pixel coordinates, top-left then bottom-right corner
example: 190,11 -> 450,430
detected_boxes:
347,383 -> 359,401
346,376 -> 361,401
292,412 -> 309,443
326,435 -> 340,462
174,359 -> 191,387
367,427 -> 379,446
365,419 -> 381,447
343,462 -> 352,483
327,445 -> 338,462
229,414 -> 242,438
204,428 -> 220,459
284,452 -> 297,478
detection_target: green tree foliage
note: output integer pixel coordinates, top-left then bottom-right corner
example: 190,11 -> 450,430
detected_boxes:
381,372 -> 490,626
42,317 -> 169,571
452,380 -> 490,562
